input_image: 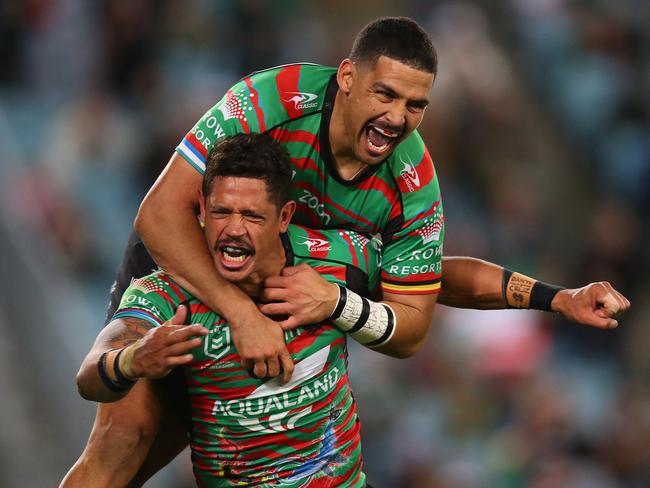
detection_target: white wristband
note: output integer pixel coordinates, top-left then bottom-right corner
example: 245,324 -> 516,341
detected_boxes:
330,285 -> 396,348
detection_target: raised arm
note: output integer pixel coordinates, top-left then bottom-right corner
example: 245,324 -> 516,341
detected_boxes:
438,256 -> 630,327
258,257 -> 630,358
134,153 -> 293,382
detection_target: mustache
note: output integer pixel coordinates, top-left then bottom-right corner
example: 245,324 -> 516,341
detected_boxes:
215,238 -> 254,253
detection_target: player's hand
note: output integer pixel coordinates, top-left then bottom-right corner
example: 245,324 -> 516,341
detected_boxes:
551,281 -> 630,329
228,304 -> 294,385
125,305 -> 208,379
259,263 -> 340,331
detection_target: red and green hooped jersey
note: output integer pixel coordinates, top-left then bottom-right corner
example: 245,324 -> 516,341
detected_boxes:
176,63 -> 444,295
113,225 -> 381,487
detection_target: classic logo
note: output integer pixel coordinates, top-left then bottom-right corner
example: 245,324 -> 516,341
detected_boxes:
283,92 -> 319,110
399,156 -> 421,192
204,324 -> 232,361
416,206 -> 444,244
217,90 -> 253,121
300,238 -> 331,253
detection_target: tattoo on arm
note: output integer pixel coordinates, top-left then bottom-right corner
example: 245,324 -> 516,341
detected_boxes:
95,317 -> 155,350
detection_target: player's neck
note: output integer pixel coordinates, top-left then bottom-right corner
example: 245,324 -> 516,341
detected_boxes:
235,239 -> 286,299
329,90 -> 369,181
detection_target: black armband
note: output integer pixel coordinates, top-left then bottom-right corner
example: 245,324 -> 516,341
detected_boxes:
503,268 -> 564,311
530,281 -> 565,311
97,350 -> 135,393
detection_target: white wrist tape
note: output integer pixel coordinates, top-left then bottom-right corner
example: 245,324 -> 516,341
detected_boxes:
330,285 -> 396,348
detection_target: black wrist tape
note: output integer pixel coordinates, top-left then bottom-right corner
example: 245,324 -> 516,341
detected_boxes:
113,348 -> 137,386
97,350 -> 135,393
330,285 -> 347,320
503,268 -> 564,311
530,281 -> 564,311
502,268 -> 514,307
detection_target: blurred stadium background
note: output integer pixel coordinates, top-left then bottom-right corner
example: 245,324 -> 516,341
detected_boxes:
1,0 -> 649,486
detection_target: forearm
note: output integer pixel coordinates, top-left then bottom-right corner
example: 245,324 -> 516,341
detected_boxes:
77,347 -> 134,403
438,256 -> 506,309
330,286 -> 436,359
372,298 -> 435,358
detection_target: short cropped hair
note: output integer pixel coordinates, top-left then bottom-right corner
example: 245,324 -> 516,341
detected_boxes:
203,133 -> 292,209
350,17 -> 437,74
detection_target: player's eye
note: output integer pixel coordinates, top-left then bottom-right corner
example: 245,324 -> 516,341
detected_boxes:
244,215 -> 265,223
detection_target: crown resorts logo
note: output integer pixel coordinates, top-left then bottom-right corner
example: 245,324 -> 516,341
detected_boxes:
218,90 -> 254,121
283,92 -> 319,110
416,205 -> 444,244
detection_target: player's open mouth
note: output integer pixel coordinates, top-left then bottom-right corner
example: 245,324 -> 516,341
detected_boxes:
365,123 -> 400,157
218,244 -> 253,270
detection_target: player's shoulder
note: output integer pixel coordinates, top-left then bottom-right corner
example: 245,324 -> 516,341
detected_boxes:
384,130 -> 440,198
230,63 -> 337,129
128,270 -> 191,304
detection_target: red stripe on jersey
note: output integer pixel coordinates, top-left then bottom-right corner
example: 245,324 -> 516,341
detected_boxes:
356,174 -> 401,221
312,265 -> 346,282
301,229 -> 332,260
186,131 -> 209,157
189,303 -> 211,316
268,127 -> 320,152
158,275 -> 188,302
292,157 -> 326,183
192,379 -> 258,400
291,181 -> 377,231
381,270 -> 442,284
417,147 -> 436,188
276,65 -> 303,119
338,231 -> 359,268
244,77 -> 266,132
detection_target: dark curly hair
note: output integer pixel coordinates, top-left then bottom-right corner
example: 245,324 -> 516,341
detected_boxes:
203,133 -> 292,209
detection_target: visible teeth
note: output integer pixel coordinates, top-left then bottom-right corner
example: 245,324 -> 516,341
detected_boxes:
223,251 -> 246,262
371,125 -> 398,138
367,138 -> 390,152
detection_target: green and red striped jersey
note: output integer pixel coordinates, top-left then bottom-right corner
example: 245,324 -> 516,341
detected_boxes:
113,225 -> 381,487
176,63 -> 444,295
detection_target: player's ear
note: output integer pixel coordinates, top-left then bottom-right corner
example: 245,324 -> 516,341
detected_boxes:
337,59 -> 355,95
278,201 -> 296,232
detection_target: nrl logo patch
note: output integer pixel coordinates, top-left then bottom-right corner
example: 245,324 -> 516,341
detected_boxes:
204,323 -> 232,361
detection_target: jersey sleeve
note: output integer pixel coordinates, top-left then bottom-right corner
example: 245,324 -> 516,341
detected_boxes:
175,79 -> 263,174
380,136 -> 444,295
112,273 -> 180,327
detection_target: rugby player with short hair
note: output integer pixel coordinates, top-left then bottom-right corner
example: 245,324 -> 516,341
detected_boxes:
61,16 -> 630,487
76,133 -> 382,487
